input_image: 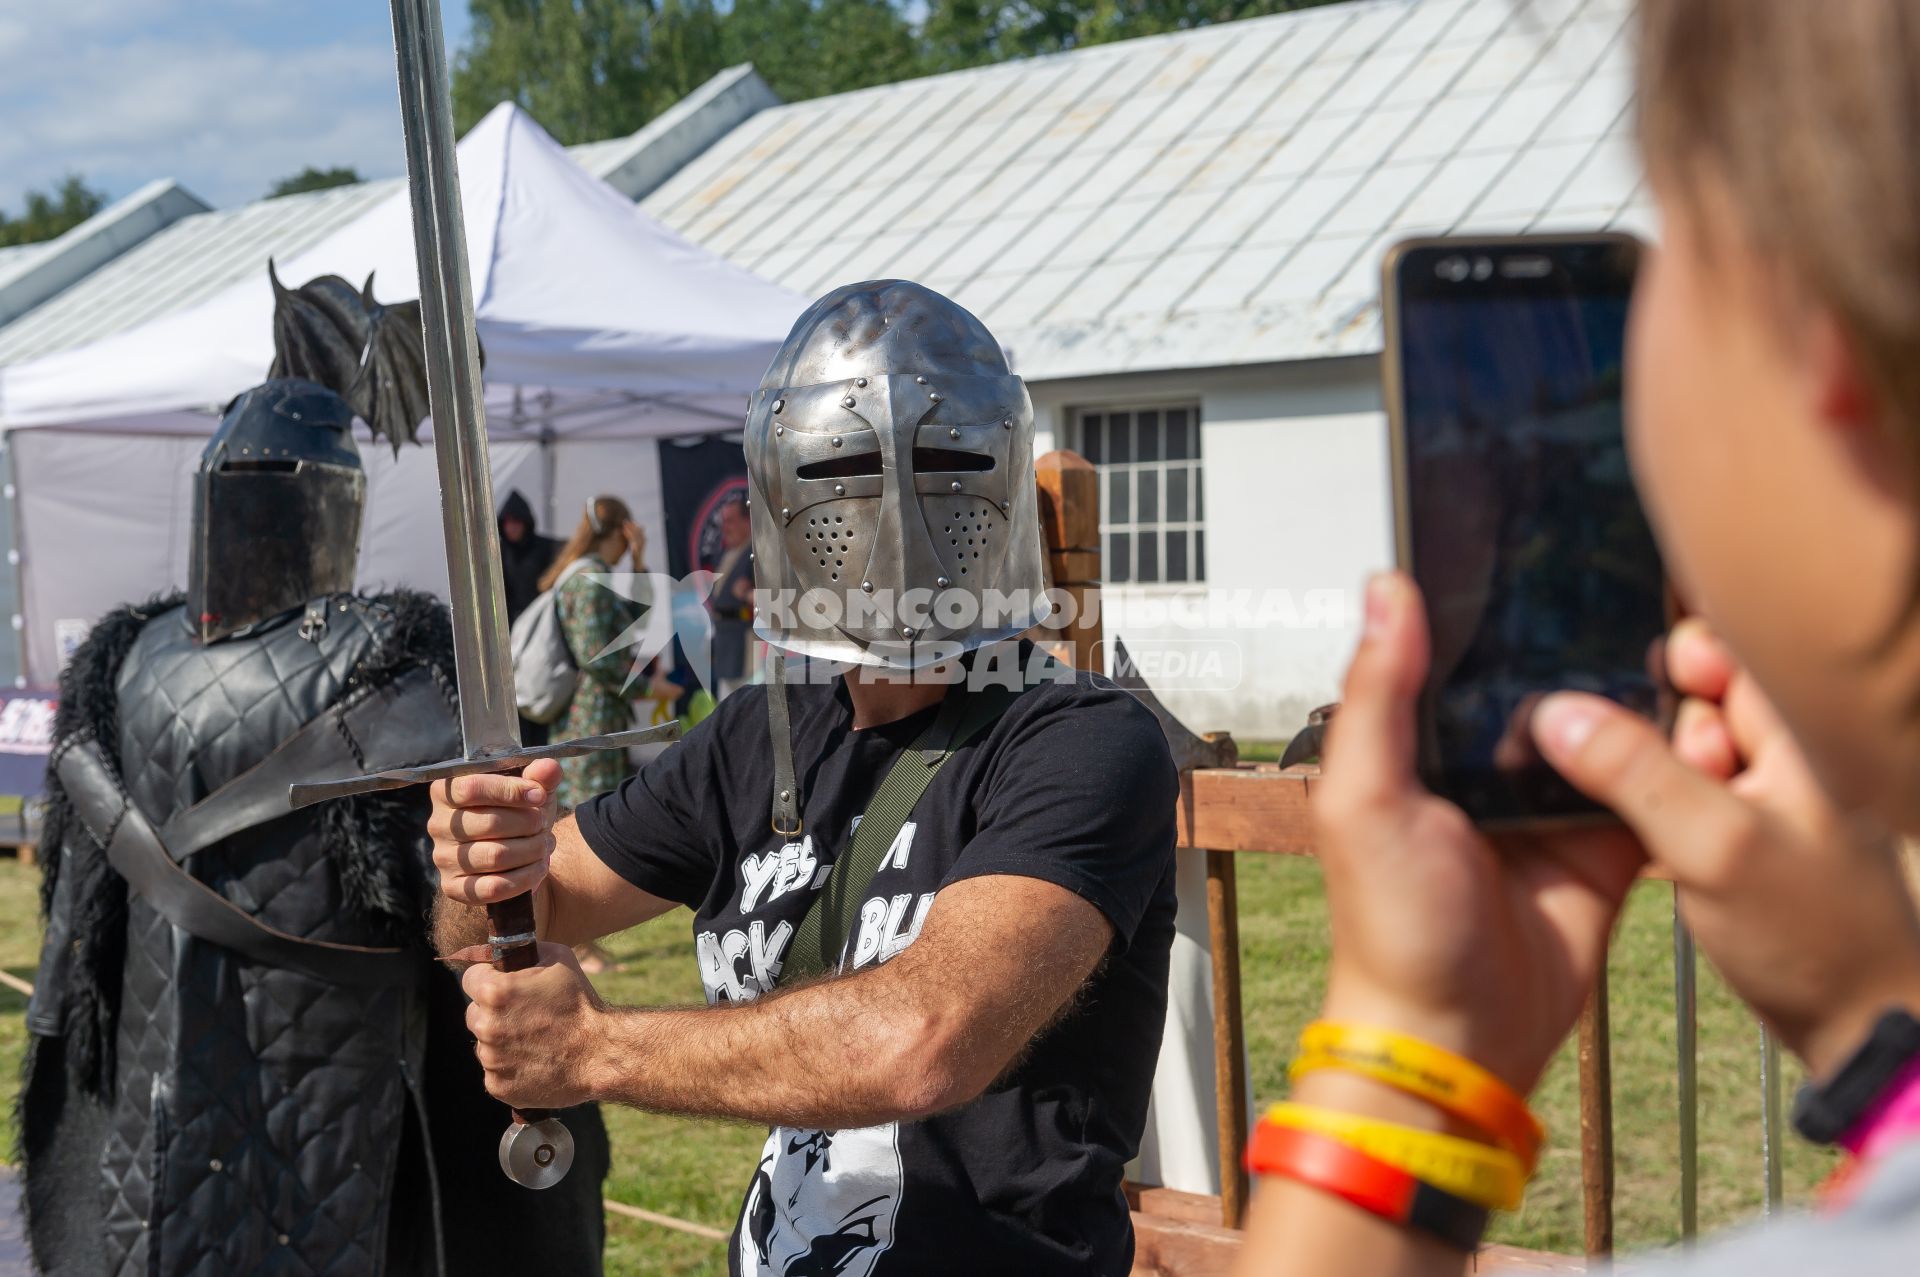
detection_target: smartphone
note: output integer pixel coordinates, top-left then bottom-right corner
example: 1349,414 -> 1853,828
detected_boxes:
1381,233 -> 1666,826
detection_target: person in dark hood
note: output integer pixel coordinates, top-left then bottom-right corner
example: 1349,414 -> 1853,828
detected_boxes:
500,488 -> 564,746
498,488 -> 561,623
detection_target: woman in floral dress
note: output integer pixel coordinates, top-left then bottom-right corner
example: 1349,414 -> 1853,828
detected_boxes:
540,494 -> 648,810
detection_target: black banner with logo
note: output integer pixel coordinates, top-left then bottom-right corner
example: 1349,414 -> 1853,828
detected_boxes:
658,436 -> 749,578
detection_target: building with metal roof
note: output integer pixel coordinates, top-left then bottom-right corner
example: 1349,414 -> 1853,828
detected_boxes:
641,0 -> 1641,382
0,0 -> 1642,736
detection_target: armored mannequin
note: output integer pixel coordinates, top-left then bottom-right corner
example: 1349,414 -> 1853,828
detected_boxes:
18,270 -> 609,1276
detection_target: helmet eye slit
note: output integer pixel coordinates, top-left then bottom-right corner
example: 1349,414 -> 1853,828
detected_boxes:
910,447 -> 994,473
795,452 -> 884,481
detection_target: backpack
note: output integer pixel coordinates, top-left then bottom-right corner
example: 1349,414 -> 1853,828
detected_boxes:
509,557 -> 592,724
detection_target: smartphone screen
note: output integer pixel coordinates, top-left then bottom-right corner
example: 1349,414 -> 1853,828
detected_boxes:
1388,236 -> 1665,824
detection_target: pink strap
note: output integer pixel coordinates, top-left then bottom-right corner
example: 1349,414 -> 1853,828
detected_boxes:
1842,1056 -> 1920,1162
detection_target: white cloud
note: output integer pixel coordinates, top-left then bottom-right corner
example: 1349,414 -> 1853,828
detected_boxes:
0,1 -> 470,211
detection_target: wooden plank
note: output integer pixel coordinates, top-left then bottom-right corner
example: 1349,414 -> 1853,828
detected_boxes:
1033,450 -> 1104,673
1579,973 -> 1615,1256
1125,1183 -> 1230,1227
1126,1205 -> 1591,1275
1129,1210 -> 1239,1277
1034,449 -> 1101,553
1206,848 -> 1251,1228
1178,766 -> 1316,855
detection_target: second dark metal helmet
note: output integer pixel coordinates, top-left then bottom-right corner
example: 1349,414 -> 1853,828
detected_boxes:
187,379 -> 366,643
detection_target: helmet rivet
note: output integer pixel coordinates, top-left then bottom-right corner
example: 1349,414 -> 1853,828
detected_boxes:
834,484 -> 846,495
937,576 -> 950,588
1001,500 -> 1011,512
1002,417 -> 1012,429
831,436 -> 842,447
862,581 -> 874,593
241,447 -> 251,455
773,398 -> 785,413
901,627 -> 914,639
948,427 -> 960,439
779,789 -> 791,802
915,375 -> 928,385
780,507 -> 790,519
928,392 -> 942,403
950,481 -> 962,493
842,396 -> 856,408
775,424 -> 785,436
855,377 -> 868,388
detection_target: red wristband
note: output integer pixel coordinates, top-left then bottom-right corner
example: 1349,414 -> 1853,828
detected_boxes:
1247,1120 -> 1489,1252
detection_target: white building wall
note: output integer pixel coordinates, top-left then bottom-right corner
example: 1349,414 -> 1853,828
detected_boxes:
1028,356 -> 1392,744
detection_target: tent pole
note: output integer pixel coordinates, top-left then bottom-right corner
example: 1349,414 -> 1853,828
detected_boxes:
541,422 -> 558,533
1,430 -> 26,689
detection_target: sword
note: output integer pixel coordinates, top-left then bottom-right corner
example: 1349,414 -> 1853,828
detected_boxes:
288,0 -> 679,1189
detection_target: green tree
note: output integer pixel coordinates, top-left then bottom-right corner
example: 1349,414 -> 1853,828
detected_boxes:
0,175 -> 107,249
452,0 -> 921,142
267,166 -> 364,198
719,0 -> 923,103
451,0 -> 1348,146
453,0 -> 727,143
920,0 -> 1345,71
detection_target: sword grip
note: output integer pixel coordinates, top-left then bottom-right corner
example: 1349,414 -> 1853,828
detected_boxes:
486,891 -> 555,1126
486,892 -> 540,971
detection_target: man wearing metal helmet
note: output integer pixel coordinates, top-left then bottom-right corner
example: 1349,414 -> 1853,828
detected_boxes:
430,280 -> 1179,1277
20,270 -> 611,1276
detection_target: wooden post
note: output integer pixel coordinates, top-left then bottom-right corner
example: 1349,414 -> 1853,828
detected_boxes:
1578,972 -> 1615,1256
1206,847 -> 1250,1227
1033,450 -> 1103,673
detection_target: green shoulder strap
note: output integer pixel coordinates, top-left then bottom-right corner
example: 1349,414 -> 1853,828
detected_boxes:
781,683 -> 1018,983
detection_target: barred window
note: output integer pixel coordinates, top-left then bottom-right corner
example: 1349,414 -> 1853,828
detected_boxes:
1075,404 -> 1204,585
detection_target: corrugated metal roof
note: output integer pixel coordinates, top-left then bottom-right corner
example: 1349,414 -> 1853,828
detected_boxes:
0,179 -> 399,365
642,0 -> 1645,380
0,244 -> 49,287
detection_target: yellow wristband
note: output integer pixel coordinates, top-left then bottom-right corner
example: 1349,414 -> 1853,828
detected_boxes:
1261,1102 -> 1528,1212
1291,1021 -> 1545,1171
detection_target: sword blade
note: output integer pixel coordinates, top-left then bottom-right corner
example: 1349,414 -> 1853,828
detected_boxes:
391,0 -> 519,760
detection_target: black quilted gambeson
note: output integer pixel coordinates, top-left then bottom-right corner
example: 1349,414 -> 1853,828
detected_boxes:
20,592 -> 611,1277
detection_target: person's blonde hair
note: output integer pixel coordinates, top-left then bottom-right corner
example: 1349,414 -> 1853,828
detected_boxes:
1637,0 -> 1920,430
538,495 -> 631,591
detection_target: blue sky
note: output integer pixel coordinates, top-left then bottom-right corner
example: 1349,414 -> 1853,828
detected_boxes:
0,1 -> 477,213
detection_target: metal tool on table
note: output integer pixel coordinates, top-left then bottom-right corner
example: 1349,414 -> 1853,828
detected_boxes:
287,0 -> 679,1188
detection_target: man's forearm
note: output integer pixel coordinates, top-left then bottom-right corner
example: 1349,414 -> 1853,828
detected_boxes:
586,967 -> 964,1130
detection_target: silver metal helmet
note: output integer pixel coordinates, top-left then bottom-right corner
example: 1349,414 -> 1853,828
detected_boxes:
187,379 -> 366,643
744,280 -> 1046,667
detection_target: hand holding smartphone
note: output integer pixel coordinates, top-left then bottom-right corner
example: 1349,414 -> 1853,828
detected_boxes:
1381,234 -> 1667,826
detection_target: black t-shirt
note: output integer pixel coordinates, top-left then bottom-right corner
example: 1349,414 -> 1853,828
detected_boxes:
577,655 -> 1178,1277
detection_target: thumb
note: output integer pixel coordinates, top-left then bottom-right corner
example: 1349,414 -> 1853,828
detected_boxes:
1534,692 -> 1748,870
1320,572 -> 1430,804
523,757 -> 563,802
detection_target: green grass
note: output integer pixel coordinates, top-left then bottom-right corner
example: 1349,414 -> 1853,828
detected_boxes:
0,854 -> 1834,1274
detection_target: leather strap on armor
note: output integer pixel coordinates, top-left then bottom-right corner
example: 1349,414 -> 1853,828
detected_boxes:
53,735 -> 420,988
768,651 -> 803,837
163,667 -> 453,858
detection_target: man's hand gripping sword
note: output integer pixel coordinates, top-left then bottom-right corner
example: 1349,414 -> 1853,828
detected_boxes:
287,0 -> 678,1189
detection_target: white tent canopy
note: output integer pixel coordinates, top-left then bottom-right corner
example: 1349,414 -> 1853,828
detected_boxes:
0,103 -> 810,684
0,102 -> 807,437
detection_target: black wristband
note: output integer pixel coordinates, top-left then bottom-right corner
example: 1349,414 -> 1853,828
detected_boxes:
1790,1008 -> 1920,1145
1405,1181 -> 1492,1253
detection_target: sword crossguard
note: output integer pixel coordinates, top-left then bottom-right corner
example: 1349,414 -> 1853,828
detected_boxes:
285,721 -> 681,809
